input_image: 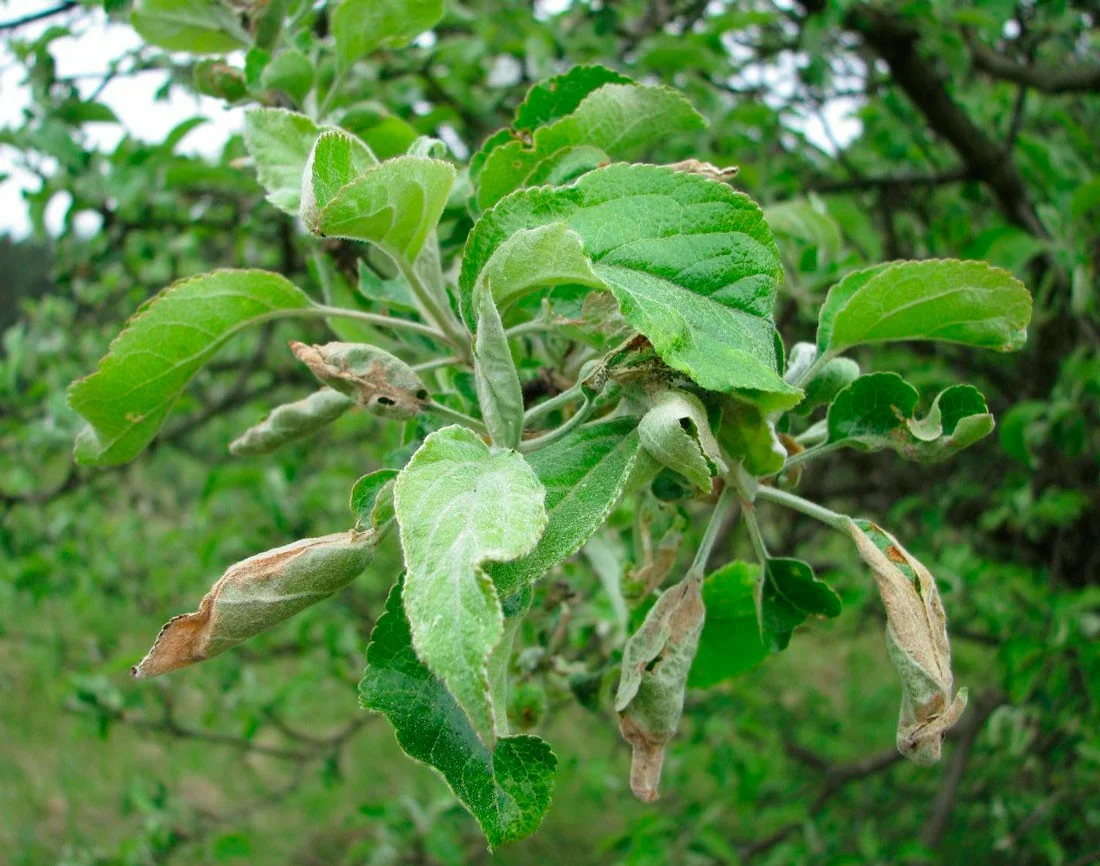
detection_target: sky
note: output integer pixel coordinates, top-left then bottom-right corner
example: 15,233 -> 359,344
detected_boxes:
0,0 -> 862,239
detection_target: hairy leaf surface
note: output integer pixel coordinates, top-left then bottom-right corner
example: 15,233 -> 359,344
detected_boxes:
488,418 -> 653,596
243,108 -> 326,214
313,156 -> 455,263
359,578 -> 556,847
394,426 -> 547,744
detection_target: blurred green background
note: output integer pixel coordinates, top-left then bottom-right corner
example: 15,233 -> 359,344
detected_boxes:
1,0 -> 1097,863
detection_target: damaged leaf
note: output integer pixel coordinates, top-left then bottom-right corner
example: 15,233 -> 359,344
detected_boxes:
290,341 -> 429,420
133,530 -> 375,677
638,390 -> 725,491
229,388 -> 354,456
847,519 -> 968,764
615,575 -> 705,802
827,372 -> 995,463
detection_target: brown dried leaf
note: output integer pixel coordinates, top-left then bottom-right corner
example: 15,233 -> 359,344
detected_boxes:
666,158 -> 740,183
848,519 -> 968,764
615,576 -> 705,801
290,340 -> 428,420
133,530 -> 375,678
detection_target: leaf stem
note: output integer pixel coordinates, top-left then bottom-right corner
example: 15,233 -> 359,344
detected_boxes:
518,396 -> 594,453
754,484 -> 851,532
392,255 -> 471,360
742,502 -> 770,565
309,305 -> 447,341
426,401 -> 488,434
523,383 -> 583,427
412,355 -> 462,373
791,350 -> 833,389
317,66 -> 349,120
505,320 -> 554,340
686,484 -> 739,581
795,419 -> 828,445
784,442 -> 842,469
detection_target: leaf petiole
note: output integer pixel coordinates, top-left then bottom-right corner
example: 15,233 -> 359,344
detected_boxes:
518,396 -> 594,453
310,305 -> 448,341
426,401 -> 489,434
754,485 -> 850,532
686,484 -> 739,581
523,383 -> 584,427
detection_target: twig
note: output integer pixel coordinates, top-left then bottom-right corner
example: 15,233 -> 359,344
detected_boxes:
0,1 -> 78,31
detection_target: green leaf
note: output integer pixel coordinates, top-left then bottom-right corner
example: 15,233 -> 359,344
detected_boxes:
473,287 -> 524,449
638,390 -> 724,491
689,561 -> 768,687
349,468 -> 399,528
130,0 -> 246,54
69,270 -> 312,466
462,164 -> 800,410
313,156 -> 456,263
461,223 -> 603,325
300,129 -> 378,228
816,259 -> 1032,356
243,108 -> 326,215
470,65 -> 633,183
134,530 -> 376,677
260,48 -> 315,105
359,578 -> 556,847
797,355 -> 860,415
488,418 -> 654,597
358,259 -> 417,311
193,60 -> 248,102
717,399 -> 787,476
475,83 -> 706,209
229,388 -> 353,456
394,426 -> 547,744
760,557 -> 841,651
826,372 -> 995,463
333,0 -> 444,71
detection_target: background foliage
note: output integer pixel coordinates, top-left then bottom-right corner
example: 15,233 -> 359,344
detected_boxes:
2,0 -> 1098,863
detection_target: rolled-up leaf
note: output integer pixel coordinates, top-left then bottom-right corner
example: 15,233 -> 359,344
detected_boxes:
290,340 -> 429,420
229,388 -> 354,455
847,519 -> 967,764
615,575 -> 705,801
133,530 -> 375,678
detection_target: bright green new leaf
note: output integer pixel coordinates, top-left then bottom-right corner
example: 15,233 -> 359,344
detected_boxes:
349,468 -> 399,528
243,108 -> 326,215
360,578 -> 556,847
475,84 -> 706,209
313,156 -> 456,263
300,129 -> 378,227
333,0 -> 444,71
488,418 -> 654,596
718,399 -> 787,476
462,164 -> 800,410
798,355 -> 860,415
473,288 -> 524,449
690,561 -> 769,687
394,426 -> 547,744
760,557 -> 842,651
229,388 -> 353,456
130,0 -> 246,54
638,390 -> 724,491
69,270 -> 312,466
826,372 -> 995,463
260,49 -> 314,104
816,259 -> 1032,356
470,65 -> 633,183
462,223 -> 603,325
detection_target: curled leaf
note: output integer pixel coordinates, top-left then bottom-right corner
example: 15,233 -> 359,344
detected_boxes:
229,388 -> 354,455
133,530 -> 375,678
847,519 -> 968,764
290,341 -> 429,420
615,575 -> 705,802
666,159 -> 739,183
638,390 -> 725,491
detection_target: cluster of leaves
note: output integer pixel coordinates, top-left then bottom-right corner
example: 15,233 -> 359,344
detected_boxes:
3,0 -> 1099,863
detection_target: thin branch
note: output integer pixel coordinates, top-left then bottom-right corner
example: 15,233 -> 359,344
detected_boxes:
0,1 -> 78,31
808,167 -> 971,194
970,42 -> 1100,94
